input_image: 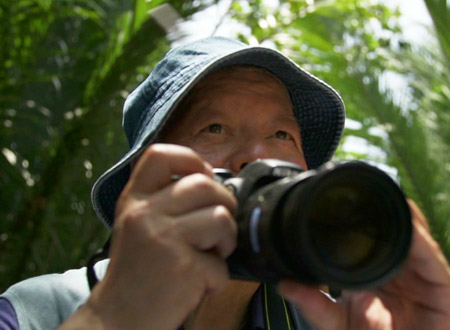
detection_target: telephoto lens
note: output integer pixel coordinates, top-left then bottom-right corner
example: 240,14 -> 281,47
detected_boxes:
223,159 -> 412,290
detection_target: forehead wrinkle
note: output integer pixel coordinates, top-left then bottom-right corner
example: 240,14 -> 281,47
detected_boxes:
186,90 -> 294,129
161,65 -> 298,139
190,65 -> 290,98
199,70 -> 288,97
187,76 -> 293,116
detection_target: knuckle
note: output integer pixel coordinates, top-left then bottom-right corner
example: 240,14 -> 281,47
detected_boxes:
189,173 -> 216,194
144,144 -> 201,163
172,252 -> 201,284
142,144 -> 167,161
120,209 -> 139,226
115,199 -> 172,241
116,205 -> 147,233
213,205 -> 236,231
176,253 -> 196,274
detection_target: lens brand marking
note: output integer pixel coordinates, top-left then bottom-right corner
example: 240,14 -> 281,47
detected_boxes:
250,207 -> 262,253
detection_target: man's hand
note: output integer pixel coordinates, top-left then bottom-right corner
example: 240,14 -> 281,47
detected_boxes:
62,144 -> 238,329
279,200 -> 450,330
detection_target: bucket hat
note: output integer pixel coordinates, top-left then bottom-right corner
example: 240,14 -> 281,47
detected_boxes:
91,36 -> 345,229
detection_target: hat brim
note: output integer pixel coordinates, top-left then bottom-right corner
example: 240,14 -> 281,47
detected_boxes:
91,46 -> 345,229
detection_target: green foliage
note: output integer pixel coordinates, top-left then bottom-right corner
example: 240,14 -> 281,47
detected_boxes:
229,0 -> 450,256
424,0 -> 450,68
1,0 -> 449,292
0,0 -> 211,291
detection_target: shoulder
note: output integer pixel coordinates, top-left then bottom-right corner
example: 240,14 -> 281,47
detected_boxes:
1,260 -> 109,330
0,297 -> 19,330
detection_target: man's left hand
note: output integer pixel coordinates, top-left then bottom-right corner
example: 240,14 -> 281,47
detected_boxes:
279,200 -> 450,330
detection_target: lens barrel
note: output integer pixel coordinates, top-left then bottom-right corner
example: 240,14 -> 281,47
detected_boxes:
228,161 -> 412,290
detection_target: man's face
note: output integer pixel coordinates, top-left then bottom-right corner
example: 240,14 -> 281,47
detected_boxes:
160,66 -> 308,173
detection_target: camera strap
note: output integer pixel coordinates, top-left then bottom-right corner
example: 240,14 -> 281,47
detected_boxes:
262,283 -> 295,330
262,283 -> 316,330
86,236 -> 111,290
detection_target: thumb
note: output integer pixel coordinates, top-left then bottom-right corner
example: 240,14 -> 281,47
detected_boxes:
278,280 -> 344,330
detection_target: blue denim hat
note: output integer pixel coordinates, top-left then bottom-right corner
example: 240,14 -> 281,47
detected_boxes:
91,36 -> 345,229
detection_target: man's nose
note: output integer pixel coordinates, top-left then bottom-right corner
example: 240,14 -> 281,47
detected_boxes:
229,140 -> 272,173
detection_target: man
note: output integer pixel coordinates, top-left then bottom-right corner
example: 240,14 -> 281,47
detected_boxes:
1,37 -> 449,329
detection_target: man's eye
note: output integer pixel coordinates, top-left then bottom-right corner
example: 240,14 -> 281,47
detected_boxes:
206,124 -> 223,134
274,130 -> 290,140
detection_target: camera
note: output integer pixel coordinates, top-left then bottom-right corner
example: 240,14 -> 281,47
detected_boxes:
214,159 -> 412,290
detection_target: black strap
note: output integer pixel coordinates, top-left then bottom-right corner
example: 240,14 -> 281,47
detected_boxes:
263,283 -> 319,330
87,236 -> 111,290
263,283 -> 294,329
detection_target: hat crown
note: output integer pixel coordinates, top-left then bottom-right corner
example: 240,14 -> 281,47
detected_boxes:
123,37 -> 248,148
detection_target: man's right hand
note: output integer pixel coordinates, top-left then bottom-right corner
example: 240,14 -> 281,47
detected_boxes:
61,144 -> 238,329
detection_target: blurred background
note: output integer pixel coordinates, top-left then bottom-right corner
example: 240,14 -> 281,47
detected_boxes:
1,0 -> 449,291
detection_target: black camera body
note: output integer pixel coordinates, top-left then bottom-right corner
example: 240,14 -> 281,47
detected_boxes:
215,159 -> 412,290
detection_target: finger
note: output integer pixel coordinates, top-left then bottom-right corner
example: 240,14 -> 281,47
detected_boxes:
191,250 -> 230,297
407,209 -> 450,286
408,199 -> 430,232
154,173 -> 237,216
278,280 -> 344,330
174,205 -> 237,258
127,144 -> 213,195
